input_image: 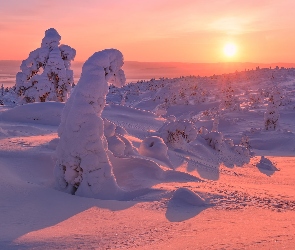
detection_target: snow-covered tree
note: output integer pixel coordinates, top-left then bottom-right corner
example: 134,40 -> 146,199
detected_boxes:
15,28 -> 76,104
264,87 -> 280,131
1,84 -> 4,96
200,130 -> 224,151
54,49 -> 126,199
220,81 -> 240,111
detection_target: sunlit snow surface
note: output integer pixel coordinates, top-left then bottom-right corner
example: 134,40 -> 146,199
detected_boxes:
1,67 -> 295,249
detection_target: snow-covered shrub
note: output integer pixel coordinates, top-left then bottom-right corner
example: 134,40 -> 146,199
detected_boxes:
0,84 -> 4,97
264,87 -> 280,131
200,131 -> 224,151
153,103 -> 167,116
212,116 -> 219,132
220,82 -> 240,111
198,107 -> 218,121
15,28 -> 76,104
249,93 -> 262,108
158,120 -> 198,147
240,135 -> 250,149
55,49 -> 126,199
231,143 -> 250,157
0,86 -> 17,106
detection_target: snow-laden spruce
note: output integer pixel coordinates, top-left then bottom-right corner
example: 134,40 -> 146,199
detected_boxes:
54,49 -> 126,199
15,28 -> 76,104
264,87 -> 280,131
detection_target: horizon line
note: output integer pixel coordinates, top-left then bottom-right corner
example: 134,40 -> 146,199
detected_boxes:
1,60 -> 295,65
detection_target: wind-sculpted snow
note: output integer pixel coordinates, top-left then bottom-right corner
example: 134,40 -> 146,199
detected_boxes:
0,102 -> 64,126
138,136 -> 173,168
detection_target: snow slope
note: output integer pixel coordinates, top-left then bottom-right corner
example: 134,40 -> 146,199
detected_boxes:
1,67 -> 295,249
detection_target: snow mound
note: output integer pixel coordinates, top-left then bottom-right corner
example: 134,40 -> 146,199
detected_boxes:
171,187 -> 206,206
0,102 -> 64,126
138,136 -> 173,168
256,156 -> 279,171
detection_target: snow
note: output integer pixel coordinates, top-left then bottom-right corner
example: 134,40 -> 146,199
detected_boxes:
1,63 -> 295,249
138,136 -> 173,168
170,187 -> 206,206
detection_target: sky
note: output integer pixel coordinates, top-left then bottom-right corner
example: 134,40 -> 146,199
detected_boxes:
1,0 -> 295,63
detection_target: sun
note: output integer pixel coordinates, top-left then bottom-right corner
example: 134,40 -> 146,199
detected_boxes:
223,43 -> 237,57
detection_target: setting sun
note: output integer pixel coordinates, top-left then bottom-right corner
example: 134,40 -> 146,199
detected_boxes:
223,43 -> 237,57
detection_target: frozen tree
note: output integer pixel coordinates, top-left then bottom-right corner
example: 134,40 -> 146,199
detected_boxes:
220,81 -> 240,111
264,87 -> 280,131
0,84 -> 4,105
15,28 -> 76,104
54,49 -> 126,199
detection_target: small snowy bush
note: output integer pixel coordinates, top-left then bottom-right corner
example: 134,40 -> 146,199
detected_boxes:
200,131 -> 224,151
240,135 -> 250,149
264,87 -> 280,131
158,120 -> 198,147
220,82 -> 240,111
15,28 -> 76,104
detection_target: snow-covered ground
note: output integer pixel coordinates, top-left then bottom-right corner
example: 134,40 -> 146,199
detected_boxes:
1,67 -> 295,249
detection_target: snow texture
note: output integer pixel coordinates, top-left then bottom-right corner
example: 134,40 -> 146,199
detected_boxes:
2,63 -> 295,249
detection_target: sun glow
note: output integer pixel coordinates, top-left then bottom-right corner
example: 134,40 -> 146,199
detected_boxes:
223,43 -> 237,57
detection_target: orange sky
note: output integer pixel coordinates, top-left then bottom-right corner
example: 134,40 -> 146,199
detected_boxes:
1,0 -> 295,63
